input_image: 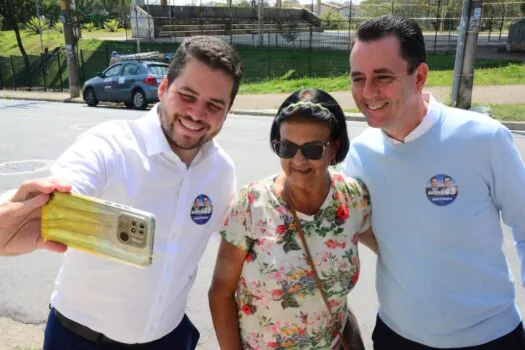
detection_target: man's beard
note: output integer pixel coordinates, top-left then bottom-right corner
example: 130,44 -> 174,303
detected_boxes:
158,103 -> 220,151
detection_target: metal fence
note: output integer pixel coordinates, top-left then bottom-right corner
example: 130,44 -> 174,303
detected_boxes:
0,49 -> 68,91
0,2 -> 523,91
130,1 -> 522,52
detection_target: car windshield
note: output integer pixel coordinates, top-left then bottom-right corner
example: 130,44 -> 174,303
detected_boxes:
147,65 -> 168,76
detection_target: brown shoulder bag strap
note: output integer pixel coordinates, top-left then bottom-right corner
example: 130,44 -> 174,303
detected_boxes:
284,182 -> 351,350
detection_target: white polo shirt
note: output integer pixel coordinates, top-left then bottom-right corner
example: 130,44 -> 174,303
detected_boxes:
49,105 -> 237,344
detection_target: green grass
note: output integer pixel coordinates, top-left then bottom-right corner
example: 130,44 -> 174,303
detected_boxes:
345,104 -> 525,122
1,29 -> 524,94
0,28 -> 127,56
476,104 -> 525,121
238,63 -> 525,94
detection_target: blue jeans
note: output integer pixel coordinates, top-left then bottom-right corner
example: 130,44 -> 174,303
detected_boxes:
43,308 -> 200,350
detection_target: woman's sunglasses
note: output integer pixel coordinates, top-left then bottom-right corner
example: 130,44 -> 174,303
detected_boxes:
272,140 -> 331,160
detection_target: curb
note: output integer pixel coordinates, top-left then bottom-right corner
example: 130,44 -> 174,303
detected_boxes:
2,95 -> 525,132
0,94 -> 84,104
230,109 -> 525,131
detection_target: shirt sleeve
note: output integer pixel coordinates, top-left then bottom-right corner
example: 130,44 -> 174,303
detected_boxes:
219,183 -> 255,252
489,124 -> 525,288
50,128 -> 116,197
339,153 -> 356,177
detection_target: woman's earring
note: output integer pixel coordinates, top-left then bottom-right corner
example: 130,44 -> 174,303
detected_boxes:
330,158 -> 336,166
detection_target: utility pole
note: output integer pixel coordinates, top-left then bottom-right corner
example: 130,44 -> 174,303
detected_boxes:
60,0 -> 80,98
451,0 -> 483,109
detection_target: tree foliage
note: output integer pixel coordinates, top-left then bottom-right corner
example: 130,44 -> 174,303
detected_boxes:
320,8 -> 347,29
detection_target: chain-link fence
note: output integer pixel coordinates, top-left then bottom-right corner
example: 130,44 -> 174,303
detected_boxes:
1,1 -> 523,91
0,49 -> 68,91
129,1 -> 522,53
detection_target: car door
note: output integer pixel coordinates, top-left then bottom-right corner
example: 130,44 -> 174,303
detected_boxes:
117,63 -> 140,102
99,64 -> 122,102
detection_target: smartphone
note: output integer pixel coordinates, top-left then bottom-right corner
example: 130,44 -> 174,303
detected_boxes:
41,192 -> 155,268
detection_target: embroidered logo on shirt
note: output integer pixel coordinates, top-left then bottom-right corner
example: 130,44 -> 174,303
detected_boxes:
425,174 -> 458,206
190,194 -> 213,225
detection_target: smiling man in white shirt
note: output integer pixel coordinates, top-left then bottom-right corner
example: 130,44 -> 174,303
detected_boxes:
9,35 -> 244,350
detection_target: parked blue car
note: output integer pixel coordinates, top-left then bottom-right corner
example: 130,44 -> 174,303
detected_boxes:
82,60 -> 168,110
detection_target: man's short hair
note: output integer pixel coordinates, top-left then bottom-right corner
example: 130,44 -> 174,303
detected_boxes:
167,36 -> 244,108
352,15 -> 426,74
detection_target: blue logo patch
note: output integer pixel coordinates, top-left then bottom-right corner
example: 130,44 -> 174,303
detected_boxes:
425,174 -> 458,206
190,194 -> 213,225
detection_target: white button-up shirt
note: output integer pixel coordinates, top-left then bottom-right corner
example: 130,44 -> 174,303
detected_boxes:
49,105 -> 236,344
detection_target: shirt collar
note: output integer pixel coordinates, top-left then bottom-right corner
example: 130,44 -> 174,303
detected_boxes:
384,92 -> 440,145
135,103 -> 219,160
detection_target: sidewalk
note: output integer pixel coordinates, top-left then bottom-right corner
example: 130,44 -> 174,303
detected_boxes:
1,85 -> 524,109
1,85 -> 525,129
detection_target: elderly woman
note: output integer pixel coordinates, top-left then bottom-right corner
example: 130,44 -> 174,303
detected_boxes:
208,88 -> 377,349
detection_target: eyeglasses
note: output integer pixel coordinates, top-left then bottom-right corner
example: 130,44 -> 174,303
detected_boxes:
272,140 -> 331,160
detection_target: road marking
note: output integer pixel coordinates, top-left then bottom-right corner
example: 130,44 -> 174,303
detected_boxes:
0,159 -> 54,176
69,123 -> 101,131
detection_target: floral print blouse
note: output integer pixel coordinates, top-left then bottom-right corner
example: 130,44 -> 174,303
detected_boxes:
220,170 -> 372,349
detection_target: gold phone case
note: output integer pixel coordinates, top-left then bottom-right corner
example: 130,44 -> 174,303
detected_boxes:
41,192 -> 155,268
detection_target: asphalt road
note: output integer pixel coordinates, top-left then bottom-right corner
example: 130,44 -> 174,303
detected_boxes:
0,99 -> 524,349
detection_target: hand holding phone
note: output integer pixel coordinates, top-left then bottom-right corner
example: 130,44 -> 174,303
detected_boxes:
41,192 -> 155,268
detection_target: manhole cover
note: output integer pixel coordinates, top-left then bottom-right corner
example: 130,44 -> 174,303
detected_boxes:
0,159 -> 54,175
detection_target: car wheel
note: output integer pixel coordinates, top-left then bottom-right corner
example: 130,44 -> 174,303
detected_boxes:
132,89 -> 148,110
124,102 -> 134,109
84,87 -> 98,107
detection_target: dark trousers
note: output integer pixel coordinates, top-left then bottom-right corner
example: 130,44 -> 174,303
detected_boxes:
373,315 -> 525,350
43,308 -> 200,350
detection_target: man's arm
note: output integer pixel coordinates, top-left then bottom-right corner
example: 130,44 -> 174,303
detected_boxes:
0,178 -> 71,256
489,125 -> 525,288
49,127 -> 115,196
0,125 -> 116,257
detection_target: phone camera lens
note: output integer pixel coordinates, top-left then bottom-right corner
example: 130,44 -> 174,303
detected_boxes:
120,232 -> 129,242
131,228 -> 136,233
139,223 -> 145,229
132,221 -> 137,226
139,230 -> 144,235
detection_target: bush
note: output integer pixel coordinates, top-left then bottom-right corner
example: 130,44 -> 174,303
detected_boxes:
54,22 -> 64,33
25,16 -> 49,35
320,9 -> 348,30
84,22 -> 96,32
104,19 -> 119,32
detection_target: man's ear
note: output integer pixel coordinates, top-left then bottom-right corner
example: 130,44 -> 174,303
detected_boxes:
415,63 -> 429,93
157,76 -> 169,101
